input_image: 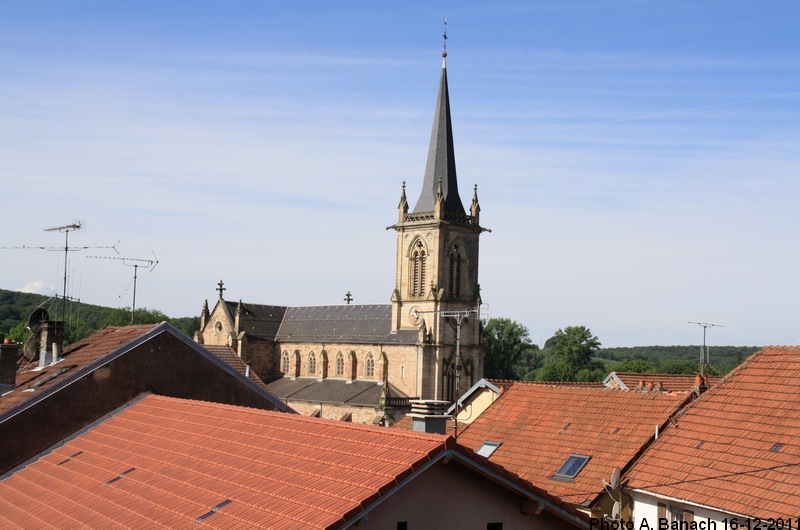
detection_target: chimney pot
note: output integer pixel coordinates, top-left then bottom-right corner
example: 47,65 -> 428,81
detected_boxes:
0,341 -> 20,392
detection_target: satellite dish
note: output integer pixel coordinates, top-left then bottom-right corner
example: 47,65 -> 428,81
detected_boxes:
27,308 -> 49,334
23,334 -> 39,361
610,467 -> 621,490
612,501 -> 621,520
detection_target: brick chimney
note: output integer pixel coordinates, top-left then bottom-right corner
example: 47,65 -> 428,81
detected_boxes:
38,321 -> 64,368
1,339 -> 20,394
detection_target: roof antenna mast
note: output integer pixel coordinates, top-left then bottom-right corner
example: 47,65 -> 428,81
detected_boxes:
88,254 -> 159,324
689,322 -> 724,376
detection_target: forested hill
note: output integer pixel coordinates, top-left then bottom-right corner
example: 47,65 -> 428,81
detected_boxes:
0,288 -> 199,342
597,345 -> 761,371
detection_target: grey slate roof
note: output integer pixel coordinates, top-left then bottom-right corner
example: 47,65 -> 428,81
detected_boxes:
275,304 -> 419,344
224,301 -> 286,341
267,377 -> 407,406
413,56 -> 465,215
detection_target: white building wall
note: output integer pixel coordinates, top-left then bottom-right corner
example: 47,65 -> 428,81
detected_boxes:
631,490 -> 745,530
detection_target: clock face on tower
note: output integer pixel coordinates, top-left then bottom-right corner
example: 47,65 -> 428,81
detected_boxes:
409,306 -> 423,326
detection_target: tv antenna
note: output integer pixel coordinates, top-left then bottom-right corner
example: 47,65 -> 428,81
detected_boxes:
689,322 -> 724,375
88,253 -> 159,324
410,306 -> 480,438
1,222 -> 118,321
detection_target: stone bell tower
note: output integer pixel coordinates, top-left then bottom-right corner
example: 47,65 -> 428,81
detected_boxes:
389,48 -> 488,402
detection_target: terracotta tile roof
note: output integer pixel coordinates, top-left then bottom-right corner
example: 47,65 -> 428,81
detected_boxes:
0,394 -> 588,528
625,346 -> 800,518
456,381 -> 690,506
607,372 -> 723,393
0,325 -> 158,415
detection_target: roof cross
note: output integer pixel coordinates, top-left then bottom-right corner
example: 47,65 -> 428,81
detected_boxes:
344,291 -> 353,305
442,17 -> 448,58
217,280 -> 226,298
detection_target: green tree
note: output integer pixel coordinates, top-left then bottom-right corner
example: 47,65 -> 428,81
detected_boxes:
7,321 -> 32,343
105,307 -> 169,327
609,359 -> 657,373
482,317 -> 539,380
536,361 -> 576,382
549,325 -> 601,372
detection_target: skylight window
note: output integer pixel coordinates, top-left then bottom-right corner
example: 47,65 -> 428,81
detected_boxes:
553,454 -> 591,481
770,443 -> 784,453
476,441 -> 501,458
195,500 -> 232,523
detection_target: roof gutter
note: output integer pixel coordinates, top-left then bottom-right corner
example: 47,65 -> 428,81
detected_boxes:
627,487 -> 750,520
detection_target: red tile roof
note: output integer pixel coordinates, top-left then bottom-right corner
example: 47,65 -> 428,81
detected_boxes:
0,325 -> 158,414
201,344 -> 274,394
0,394 -> 587,528
456,381 -> 690,506
624,346 -> 800,518
608,372 -> 723,393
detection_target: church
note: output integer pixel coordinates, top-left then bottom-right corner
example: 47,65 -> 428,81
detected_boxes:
196,48 -> 488,425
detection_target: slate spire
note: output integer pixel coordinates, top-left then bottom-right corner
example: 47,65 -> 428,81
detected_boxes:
412,52 -> 466,215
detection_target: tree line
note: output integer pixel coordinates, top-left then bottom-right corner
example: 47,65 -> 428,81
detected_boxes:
482,317 -> 756,382
0,288 -> 199,344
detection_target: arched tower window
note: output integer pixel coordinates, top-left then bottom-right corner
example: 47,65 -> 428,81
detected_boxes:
411,240 -> 427,297
308,351 -> 317,376
449,243 -> 462,298
335,352 -> 345,377
281,351 -> 289,374
365,352 -> 375,378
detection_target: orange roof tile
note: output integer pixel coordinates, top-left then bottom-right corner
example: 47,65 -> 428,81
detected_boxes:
0,394 -> 587,528
201,344 -> 275,395
456,381 -> 690,506
0,325 -> 158,415
625,346 -> 800,518
608,372 -> 723,393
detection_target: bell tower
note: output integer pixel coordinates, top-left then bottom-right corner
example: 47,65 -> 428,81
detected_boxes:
389,45 -> 488,401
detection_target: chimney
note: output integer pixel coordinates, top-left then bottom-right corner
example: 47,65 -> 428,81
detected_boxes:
38,321 -> 64,368
694,374 -> 709,394
408,400 -> 451,435
1,339 -> 20,394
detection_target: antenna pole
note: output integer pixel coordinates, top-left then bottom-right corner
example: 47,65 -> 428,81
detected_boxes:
87,254 -> 159,322
44,223 -> 82,322
689,322 -> 724,375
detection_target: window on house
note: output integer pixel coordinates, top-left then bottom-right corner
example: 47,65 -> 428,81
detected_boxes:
365,353 -> 375,378
336,352 -> 344,376
293,351 -> 301,377
553,454 -> 591,480
308,352 -> 316,375
281,351 -> 289,374
476,441 -> 501,458
487,524 -> 503,530
400,365 -> 405,379
397,523 -> 408,530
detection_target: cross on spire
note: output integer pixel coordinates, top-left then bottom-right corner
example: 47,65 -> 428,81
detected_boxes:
217,280 -> 226,298
344,291 -> 353,304
442,17 -> 448,58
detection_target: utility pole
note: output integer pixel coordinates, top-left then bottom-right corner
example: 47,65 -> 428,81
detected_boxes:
689,322 -> 724,375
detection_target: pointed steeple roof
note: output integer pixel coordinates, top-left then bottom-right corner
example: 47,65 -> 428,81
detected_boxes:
412,54 -> 466,215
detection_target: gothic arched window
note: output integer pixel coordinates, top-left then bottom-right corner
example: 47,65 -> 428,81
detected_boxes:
281,351 -> 289,374
365,352 -> 375,378
449,243 -> 462,298
335,352 -> 345,377
293,351 -> 301,378
308,351 -> 317,375
411,240 -> 427,297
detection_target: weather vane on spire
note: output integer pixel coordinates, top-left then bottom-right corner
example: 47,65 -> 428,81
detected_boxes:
442,17 -> 448,58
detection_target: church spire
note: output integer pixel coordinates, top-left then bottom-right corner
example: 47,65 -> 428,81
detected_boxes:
412,26 -> 465,216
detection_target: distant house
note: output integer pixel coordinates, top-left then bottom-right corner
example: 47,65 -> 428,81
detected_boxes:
0,322 -> 290,475
456,382 -> 692,519
603,371 -> 722,393
0,394 -> 589,529
624,346 -> 800,527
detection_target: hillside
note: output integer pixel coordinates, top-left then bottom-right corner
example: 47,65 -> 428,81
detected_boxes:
0,288 -> 199,342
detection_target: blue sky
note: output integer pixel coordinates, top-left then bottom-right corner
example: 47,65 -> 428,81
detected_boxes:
1,1 -> 798,348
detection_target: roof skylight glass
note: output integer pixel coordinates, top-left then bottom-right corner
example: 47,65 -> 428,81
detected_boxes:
554,454 -> 591,480
476,441 -> 501,458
